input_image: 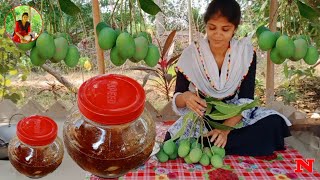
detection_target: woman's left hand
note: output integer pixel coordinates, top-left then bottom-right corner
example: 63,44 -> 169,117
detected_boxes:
205,129 -> 229,148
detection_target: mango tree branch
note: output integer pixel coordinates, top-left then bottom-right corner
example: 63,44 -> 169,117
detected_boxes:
41,64 -> 78,94
313,61 -> 320,68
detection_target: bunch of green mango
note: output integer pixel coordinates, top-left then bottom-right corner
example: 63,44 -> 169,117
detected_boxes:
156,138 -> 226,168
16,32 -> 80,67
96,22 -> 160,67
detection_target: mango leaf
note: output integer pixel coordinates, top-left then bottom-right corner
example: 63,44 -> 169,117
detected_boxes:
239,99 -> 259,111
215,105 -> 241,115
162,30 -> 177,58
206,109 -> 241,120
205,96 -> 218,102
233,121 -> 244,129
205,119 -> 235,130
295,0 -> 320,20
138,0 -> 162,15
207,100 -> 238,108
206,104 -> 213,114
59,0 -> 81,16
172,111 -> 194,140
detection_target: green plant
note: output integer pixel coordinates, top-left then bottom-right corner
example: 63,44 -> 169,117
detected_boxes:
129,30 -> 181,101
276,62 -> 316,105
255,78 -> 265,98
277,85 -> 298,105
0,28 -> 30,103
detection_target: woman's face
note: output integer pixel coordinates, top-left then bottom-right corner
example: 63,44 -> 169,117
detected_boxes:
206,14 -> 236,49
22,15 -> 29,22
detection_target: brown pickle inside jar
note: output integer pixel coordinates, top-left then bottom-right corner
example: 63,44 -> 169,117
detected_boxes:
9,137 -> 63,179
64,74 -> 156,178
8,115 -> 64,179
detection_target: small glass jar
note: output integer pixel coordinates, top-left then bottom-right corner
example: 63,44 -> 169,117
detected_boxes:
63,74 -> 156,179
8,115 -> 64,179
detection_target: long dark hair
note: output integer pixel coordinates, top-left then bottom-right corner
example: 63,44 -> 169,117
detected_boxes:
22,12 -> 28,18
204,0 -> 241,29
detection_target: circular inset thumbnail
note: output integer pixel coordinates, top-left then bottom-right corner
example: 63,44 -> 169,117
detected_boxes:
5,5 -> 43,44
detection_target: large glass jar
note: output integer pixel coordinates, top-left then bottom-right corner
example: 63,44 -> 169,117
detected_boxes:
8,115 -> 64,179
63,74 -> 156,179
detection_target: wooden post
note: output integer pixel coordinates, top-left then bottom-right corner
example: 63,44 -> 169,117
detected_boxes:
92,0 -> 105,74
266,0 -> 278,105
187,0 -> 193,44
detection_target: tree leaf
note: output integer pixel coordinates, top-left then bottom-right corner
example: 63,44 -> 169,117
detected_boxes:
295,0 -> 320,20
0,65 -> 9,74
138,0 -> 162,15
58,0 -> 81,16
167,54 -> 181,67
162,30 -> 177,58
164,73 -> 173,83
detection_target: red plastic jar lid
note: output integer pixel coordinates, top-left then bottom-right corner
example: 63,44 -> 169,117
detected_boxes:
17,115 -> 58,146
78,74 -> 146,125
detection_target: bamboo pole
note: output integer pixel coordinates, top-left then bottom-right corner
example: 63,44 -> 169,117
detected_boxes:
266,0 -> 278,105
92,0 -> 105,74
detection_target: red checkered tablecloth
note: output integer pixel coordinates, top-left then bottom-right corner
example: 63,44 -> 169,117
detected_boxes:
85,121 -> 320,180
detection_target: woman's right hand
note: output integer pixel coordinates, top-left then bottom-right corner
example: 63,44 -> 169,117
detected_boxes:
182,91 -> 207,116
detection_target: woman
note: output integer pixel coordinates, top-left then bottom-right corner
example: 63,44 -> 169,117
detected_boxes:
164,0 -> 292,156
12,12 -> 31,43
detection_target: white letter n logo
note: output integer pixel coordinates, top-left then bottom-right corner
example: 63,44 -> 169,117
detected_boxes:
294,158 -> 314,173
